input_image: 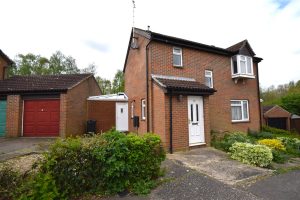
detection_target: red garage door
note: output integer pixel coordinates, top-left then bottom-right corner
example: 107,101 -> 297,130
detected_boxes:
23,99 -> 60,137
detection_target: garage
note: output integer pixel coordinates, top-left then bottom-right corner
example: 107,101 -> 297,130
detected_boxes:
0,100 -> 6,137
267,118 -> 287,130
23,99 -> 60,137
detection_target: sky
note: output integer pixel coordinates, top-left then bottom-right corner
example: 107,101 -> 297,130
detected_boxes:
0,0 -> 300,88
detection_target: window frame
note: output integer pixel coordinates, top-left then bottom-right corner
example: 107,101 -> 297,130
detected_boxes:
205,70 -> 213,88
230,100 -> 249,122
173,47 -> 183,67
231,55 -> 254,78
141,99 -> 146,120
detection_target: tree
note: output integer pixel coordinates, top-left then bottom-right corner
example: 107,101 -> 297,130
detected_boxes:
81,63 -> 97,74
96,76 -> 111,95
10,51 -> 80,76
281,93 -> 300,115
111,70 -> 124,93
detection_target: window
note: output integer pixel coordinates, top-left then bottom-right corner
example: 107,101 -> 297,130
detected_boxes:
131,101 -> 134,118
231,55 -> 253,77
231,100 -> 249,122
141,99 -> 146,120
205,70 -> 213,88
173,47 -> 182,67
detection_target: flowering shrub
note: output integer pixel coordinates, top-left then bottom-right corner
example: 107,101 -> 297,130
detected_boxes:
277,137 -> 300,156
229,142 -> 273,167
258,139 -> 286,151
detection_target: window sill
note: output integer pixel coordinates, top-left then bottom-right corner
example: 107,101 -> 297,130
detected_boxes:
231,120 -> 250,124
232,74 -> 255,79
173,65 -> 183,68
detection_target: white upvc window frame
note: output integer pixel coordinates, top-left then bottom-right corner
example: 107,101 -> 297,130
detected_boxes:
205,70 -> 213,88
131,101 -> 134,118
173,47 -> 183,67
231,55 -> 254,78
230,100 -> 249,122
141,99 -> 146,120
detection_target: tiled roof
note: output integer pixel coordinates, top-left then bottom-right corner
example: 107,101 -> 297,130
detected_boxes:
0,74 -> 93,94
152,75 -> 216,94
226,39 -> 256,56
262,105 -> 275,113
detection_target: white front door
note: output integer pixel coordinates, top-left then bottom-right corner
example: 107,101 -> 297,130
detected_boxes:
188,96 -> 205,145
116,102 -> 128,131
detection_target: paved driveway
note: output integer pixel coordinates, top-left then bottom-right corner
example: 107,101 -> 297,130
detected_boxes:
0,137 -> 55,161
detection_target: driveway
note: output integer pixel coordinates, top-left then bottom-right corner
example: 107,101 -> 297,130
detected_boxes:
0,137 -> 55,161
168,147 -> 273,185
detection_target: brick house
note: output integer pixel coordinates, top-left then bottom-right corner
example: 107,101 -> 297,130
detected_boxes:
124,28 -> 263,152
0,73 -> 101,137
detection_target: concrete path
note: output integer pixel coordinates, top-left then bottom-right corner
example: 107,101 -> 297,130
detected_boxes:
0,137 -> 55,161
168,147 -> 273,185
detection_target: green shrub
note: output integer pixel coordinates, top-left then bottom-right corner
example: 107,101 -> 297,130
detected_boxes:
248,131 -> 275,139
262,125 -> 296,136
0,165 -> 23,199
277,137 -> 300,156
26,130 -> 165,198
17,172 -> 61,200
272,150 -> 290,164
258,139 -> 286,151
229,142 -> 273,167
212,132 -> 252,152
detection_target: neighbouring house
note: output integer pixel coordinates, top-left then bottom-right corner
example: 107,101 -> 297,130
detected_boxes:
87,93 -> 129,133
263,105 -> 300,133
0,73 -> 101,137
124,28 -> 263,152
0,49 -> 13,137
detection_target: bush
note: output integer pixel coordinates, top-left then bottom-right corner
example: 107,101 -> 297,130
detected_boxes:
257,139 -> 286,151
272,150 -> 290,164
248,131 -> 275,139
212,132 -> 252,152
0,165 -> 23,199
277,137 -> 300,156
24,130 -> 165,198
229,142 -> 273,167
262,125 -> 295,136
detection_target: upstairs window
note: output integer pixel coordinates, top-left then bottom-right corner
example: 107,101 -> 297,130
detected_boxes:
231,55 -> 253,77
141,99 -> 146,120
205,70 -> 213,88
231,100 -> 249,122
173,47 -> 182,67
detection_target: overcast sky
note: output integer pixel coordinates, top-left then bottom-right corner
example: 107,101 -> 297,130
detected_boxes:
1,0 -> 299,88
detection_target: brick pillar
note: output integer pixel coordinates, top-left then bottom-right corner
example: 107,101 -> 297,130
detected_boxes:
6,95 -> 22,137
204,96 -> 211,146
60,93 -> 67,138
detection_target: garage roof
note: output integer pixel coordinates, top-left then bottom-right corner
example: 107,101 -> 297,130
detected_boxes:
0,74 -> 93,94
88,92 -> 128,101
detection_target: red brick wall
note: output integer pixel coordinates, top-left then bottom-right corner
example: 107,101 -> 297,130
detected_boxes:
124,33 -> 150,134
65,76 -> 101,136
152,83 -> 167,146
87,101 -> 116,133
6,95 -> 22,137
0,56 -> 9,80
60,93 -> 67,137
148,42 -> 261,134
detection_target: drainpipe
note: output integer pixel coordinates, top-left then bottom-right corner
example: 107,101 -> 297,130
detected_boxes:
146,41 -> 151,132
169,90 -> 173,154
